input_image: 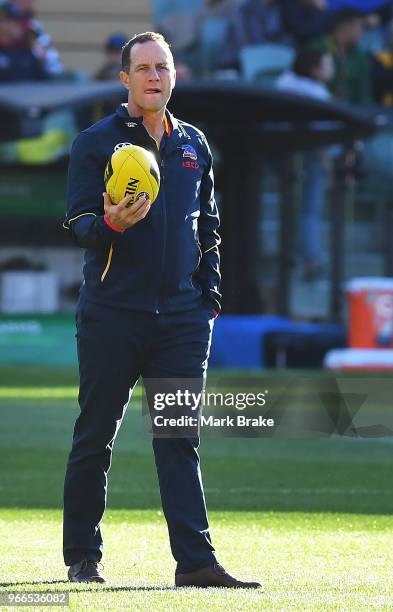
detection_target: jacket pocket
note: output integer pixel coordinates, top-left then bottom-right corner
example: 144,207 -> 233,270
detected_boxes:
190,237 -> 202,289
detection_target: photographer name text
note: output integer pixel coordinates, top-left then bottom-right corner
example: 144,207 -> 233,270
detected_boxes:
153,415 -> 275,428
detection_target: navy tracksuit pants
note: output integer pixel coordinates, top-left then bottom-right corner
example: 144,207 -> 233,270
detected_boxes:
63,297 -> 217,573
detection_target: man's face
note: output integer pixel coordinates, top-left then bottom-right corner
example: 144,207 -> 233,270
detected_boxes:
120,40 -> 176,114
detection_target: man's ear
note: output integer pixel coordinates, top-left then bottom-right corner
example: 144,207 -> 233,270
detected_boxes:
119,70 -> 130,90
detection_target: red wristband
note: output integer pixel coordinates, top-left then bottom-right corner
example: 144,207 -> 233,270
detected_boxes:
104,214 -> 124,233
213,309 -> 219,319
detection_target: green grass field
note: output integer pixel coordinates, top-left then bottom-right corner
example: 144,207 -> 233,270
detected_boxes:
1,367 -> 393,611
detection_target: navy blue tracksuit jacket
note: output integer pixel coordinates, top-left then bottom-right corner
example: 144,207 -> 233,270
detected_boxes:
64,103 -> 221,314
63,105 -> 221,574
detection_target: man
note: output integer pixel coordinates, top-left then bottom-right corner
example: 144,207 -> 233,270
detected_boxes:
63,31 -> 261,589
312,8 -> 373,104
276,48 -> 334,280
281,0 -> 332,46
219,0 -> 288,70
95,32 -> 128,81
0,1 -> 47,82
372,20 -> 393,106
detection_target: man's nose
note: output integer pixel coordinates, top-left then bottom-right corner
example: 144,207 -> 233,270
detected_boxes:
148,68 -> 160,79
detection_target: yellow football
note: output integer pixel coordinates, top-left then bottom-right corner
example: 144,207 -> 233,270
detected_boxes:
104,144 -> 160,205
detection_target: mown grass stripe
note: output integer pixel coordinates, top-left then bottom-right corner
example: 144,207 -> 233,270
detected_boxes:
0,387 -> 142,399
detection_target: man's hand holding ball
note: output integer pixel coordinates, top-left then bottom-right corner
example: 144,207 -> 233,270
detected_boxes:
103,191 -> 151,232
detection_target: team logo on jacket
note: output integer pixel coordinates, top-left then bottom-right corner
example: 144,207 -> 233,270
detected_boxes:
114,142 -> 133,151
181,144 -> 198,160
181,144 -> 199,169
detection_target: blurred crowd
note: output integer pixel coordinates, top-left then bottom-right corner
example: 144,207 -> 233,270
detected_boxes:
2,0 -> 393,281
152,0 -> 393,281
156,0 -> 393,107
0,0 -> 63,80
2,0 -> 393,108
155,0 -> 393,282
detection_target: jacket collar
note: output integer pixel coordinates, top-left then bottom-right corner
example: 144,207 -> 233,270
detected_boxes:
115,104 -> 191,149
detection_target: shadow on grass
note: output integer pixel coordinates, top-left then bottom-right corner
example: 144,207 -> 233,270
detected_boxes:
0,581 -> 175,591
0,581 -> 67,587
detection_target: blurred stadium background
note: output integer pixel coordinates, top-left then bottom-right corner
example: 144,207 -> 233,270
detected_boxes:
1,0 -> 393,609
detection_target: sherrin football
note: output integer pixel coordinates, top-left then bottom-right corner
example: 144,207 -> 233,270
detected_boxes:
104,144 -> 160,205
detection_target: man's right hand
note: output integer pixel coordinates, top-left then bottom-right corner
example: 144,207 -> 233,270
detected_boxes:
103,192 -> 151,231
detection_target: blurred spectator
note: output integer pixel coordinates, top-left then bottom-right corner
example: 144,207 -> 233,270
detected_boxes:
157,4 -> 201,76
312,9 -> 373,104
220,0 -> 288,70
0,1 -> 47,81
0,0 -> 63,80
280,0 -> 333,46
95,33 -> 128,80
277,49 -> 334,280
372,21 -> 393,106
327,0 -> 393,50
276,47 -> 333,99
197,0 -> 238,75
27,18 -> 64,77
158,0 -> 238,77
13,0 -> 63,76
0,0 -> 73,160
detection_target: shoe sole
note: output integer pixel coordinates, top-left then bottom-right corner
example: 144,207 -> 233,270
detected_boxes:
68,576 -> 106,583
67,570 -> 106,584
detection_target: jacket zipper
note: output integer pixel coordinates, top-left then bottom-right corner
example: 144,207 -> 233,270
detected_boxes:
101,243 -> 114,282
155,156 -> 166,313
142,128 -> 168,314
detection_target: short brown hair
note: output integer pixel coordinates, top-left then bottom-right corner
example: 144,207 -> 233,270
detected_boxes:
121,32 -> 172,72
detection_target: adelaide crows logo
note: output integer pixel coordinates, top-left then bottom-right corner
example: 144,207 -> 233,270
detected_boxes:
181,144 -> 198,161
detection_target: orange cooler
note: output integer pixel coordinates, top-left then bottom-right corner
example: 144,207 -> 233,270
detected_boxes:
346,278 -> 393,348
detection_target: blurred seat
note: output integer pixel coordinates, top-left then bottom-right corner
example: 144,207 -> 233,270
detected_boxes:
240,44 -> 294,83
359,27 -> 385,54
153,0 -> 203,26
199,16 -> 229,73
159,11 -> 200,53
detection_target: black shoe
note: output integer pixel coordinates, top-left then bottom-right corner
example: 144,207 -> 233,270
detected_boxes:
175,562 -> 261,589
67,560 -> 106,583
